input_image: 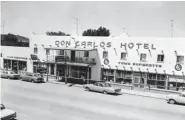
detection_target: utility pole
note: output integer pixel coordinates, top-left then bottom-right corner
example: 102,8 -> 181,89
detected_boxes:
74,18 -> 79,36
171,20 -> 174,38
1,21 -> 4,34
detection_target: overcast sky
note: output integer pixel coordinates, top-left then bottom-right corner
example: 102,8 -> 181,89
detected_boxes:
1,1 -> 185,38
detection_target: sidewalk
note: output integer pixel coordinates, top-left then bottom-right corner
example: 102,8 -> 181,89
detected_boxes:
47,79 -> 166,100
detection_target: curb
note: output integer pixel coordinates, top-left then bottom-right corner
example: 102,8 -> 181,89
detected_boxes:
48,81 -> 166,100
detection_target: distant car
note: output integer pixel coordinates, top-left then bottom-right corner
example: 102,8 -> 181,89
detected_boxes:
166,92 -> 185,104
83,82 -> 121,94
21,72 -> 45,83
0,70 -> 20,79
0,104 -> 16,120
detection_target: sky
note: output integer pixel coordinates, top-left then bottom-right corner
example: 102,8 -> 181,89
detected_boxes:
1,1 -> 185,38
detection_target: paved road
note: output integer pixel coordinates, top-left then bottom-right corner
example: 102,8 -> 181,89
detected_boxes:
1,78 -> 185,120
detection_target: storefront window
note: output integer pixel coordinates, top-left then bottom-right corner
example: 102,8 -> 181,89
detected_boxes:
84,51 -> 89,57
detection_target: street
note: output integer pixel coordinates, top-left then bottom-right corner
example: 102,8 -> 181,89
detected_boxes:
1,78 -> 185,120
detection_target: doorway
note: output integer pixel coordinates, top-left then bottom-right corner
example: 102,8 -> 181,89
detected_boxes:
71,51 -> 75,62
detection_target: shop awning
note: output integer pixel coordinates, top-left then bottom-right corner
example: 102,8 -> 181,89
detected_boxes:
30,54 -> 38,60
169,77 -> 185,83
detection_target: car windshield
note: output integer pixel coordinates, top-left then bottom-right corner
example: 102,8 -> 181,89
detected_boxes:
1,104 -> 5,110
104,83 -> 112,87
33,73 -> 40,77
10,71 -> 16,74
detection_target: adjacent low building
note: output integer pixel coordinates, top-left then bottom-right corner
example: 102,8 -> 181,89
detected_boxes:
1,33 -> 185,91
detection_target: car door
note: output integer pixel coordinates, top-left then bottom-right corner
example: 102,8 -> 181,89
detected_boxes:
23,73 -> 30,81
1,71 -> 5,78
97,83 -> 105,92
179,94 -> 185,104
91,83 -> 101,92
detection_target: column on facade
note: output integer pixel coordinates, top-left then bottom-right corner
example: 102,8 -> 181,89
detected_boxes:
165,74 -> 168,90
54,64 -> 57,75
113,69 -> 116,82
48,63 -> 51,75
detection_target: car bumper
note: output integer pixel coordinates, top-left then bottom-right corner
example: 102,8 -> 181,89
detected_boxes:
1,113 -> 16,120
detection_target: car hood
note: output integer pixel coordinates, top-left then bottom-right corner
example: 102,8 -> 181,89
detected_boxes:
11,74 -> 20,76
1,109 -> 16,118
166,94 -> 178,99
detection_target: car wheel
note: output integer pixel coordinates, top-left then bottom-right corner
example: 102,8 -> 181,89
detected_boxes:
7,76 -> 10,79
169,99 -> 176,104
103,91 -> 108,94
85,87 -> 90,91
31,80 -> 34,83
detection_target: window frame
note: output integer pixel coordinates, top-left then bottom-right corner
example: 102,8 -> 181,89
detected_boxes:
103,51 -> 108,59
121,52 -> 127,60
140,53 -> 147,62
157,54 -> 164,63
34,47 -> 38,54
176,55 -> 184,64
46,49 -> 50,55
84,51 -> 89,57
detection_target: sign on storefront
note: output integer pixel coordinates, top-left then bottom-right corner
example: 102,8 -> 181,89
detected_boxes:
118,61 -> 162,68
6,56 -> 27,60
175,64 -> 182,71
104,59 -> 109,65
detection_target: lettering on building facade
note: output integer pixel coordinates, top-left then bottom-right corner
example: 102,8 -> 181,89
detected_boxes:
55,40 -> 157,50
6,56 -> 27,60
118,62 -> 162,68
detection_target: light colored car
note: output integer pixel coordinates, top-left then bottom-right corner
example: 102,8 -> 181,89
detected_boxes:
0,70 -> 20,79
21,72 -> 45,83
166,92 -> 185,104
83,82 -> 121,94
0,104 -> 16,120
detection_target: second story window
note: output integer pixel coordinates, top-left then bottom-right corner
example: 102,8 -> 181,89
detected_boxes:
140,53 -> 147,61
121,52 -> 127,60
34,47 -> 38,54
103,51 -> 108,59
84,51 -> 89,57
177,55 -> 184,64
157,54 -> 164,62
46,49 -> 50,55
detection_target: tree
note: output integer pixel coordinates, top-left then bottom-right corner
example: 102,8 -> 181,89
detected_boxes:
46,31 -> 70,36
82,26 -> 110,36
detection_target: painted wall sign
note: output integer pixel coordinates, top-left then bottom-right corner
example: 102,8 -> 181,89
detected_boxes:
118,62 -> 162,68
54,40 -> 157,50
175,64 -> 182,71
6,56 -> 27,60
55,40 -> 112,48
120,43 -> 156,50
104,59 -> 109,65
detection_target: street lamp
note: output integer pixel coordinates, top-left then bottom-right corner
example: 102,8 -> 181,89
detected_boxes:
46,48 -> 49,82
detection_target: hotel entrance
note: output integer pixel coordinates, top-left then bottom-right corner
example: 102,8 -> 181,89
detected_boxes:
133,72 -> 146,88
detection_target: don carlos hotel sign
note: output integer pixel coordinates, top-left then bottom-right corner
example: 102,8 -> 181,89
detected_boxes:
55,40 -> 156,50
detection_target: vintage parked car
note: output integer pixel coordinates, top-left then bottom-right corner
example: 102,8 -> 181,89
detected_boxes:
0,104 -> 17,120
166,92 -> 185,104
21,72 -> 45,83
83,82 -> 121,94
0,70 -> 20,79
